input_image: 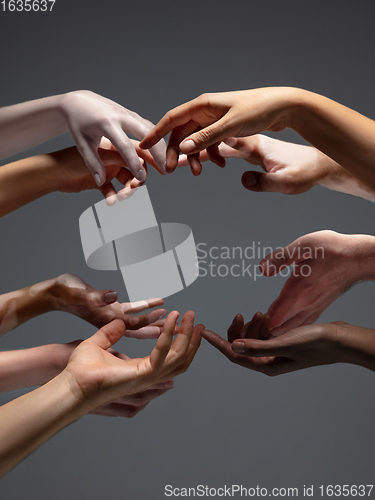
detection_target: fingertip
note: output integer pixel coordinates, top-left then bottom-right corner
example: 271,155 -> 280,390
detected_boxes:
232,313 -> 243,323
136,167 -> 147,182
180,139 -> 196,154
105,194 -> 117,206
241,171 -> 257,189
164,379 -> 174,389
94,172 -> 105,187
104,291 -> 118,304
224,137 -> 237,147
139,136 -> 151,150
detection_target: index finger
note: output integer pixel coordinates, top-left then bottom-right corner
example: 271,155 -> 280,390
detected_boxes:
139,99 -> 202,150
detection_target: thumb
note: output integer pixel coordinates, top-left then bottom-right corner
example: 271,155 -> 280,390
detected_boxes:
89,319 -> 126,350
260,238 -> 304,277
102,290 -> 118,304
241,170 -> 294,193
231,336 -> 290,357
179,115 -> 233,154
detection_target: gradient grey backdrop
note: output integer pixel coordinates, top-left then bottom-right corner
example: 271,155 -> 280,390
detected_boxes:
0,1 -> 374,498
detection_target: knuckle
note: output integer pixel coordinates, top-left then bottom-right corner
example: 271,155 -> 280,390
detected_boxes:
197,128 -> 214,143
198,92 -> 212,105
97,115 -> 113,130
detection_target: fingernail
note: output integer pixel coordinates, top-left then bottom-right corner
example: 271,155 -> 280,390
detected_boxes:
243,172 -> 256,186
137,169 -> 147,182
148,309 -> 167,322
232,341 -> 246,353
180,139 -> 195,153
164,380 -> 174,389
94,173 -> 103,186
104,291 -> 118,303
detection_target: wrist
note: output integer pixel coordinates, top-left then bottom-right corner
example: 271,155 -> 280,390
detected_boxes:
44,343 -> 73,381
285,87 -> 310,131
346,234 -> 375,281
314,151 -> 343,187
45,275 -> 73,312
332,322 -> 375,371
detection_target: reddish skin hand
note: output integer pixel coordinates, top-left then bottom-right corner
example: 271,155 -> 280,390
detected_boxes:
258,231 -> 375,336
203,315 -> 375,375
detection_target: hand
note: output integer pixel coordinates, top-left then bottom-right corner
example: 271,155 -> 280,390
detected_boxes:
51,142 -> 155,204
202,314 -> 375,375
177,135 -> 375,201
179,134 -> 329,188
50,273 -> 170,339
62,90 -> 167,185
54,341 -> 174,418
259,231 -> 375,335
140,87 -> 297,174
63,311 -> 203,409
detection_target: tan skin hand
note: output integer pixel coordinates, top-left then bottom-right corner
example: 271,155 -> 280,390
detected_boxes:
64,311 -> 204,409
55,340 -> 174,418
140,88 -> 298,174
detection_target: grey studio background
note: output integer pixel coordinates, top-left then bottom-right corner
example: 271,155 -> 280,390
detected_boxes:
0,1 -> 374,499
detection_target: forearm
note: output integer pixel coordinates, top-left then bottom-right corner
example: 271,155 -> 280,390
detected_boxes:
335,323 -> 375,372
0,344 -> 65,392
291,89 -> 375,191
0,372 -> 83,477
0,279 -> 57,336
316,151 -> 375,202
0,153 -> 60,217
0,95 -> 67,161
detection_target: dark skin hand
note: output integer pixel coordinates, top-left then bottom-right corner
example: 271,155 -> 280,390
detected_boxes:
202,313 -> 375,375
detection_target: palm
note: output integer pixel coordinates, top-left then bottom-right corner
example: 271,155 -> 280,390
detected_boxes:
66,339 -> 155,406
